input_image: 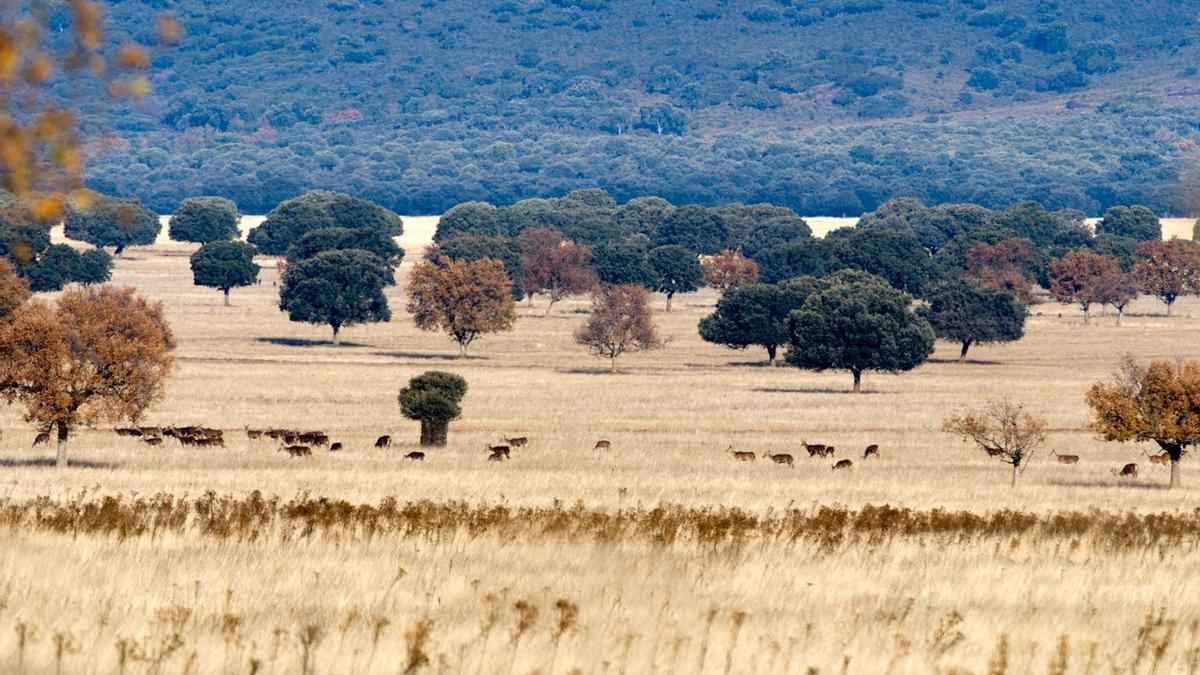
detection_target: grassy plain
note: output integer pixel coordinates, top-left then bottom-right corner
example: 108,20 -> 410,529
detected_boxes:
0,216 -> 1198,673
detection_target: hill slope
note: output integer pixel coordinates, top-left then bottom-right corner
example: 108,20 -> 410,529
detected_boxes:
83,0 -> 1200,215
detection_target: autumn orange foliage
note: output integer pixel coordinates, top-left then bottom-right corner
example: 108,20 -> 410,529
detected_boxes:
700,250 -> 759,290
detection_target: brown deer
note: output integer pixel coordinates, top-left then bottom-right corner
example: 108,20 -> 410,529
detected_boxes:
503,436 -> 529,448
821,446 -> 837,457
1051,451 -> 1080,465
404,451 -> 425,461
329,442 -> 343,452
374,435 -> 392,449
280,445 -> 312,457
143,437 -> 163,447
486,444 -> 511,461
1113,463 -> 1139,478
726,446 -> 756,462
245,427 -> 266,440
593,440 -> 611,451
138,426 -> 162,437
1146,451 -> 1170,465
32,432 -> 50,447
115,427 -> 142,437
863,444 -> 880,459
762,451 -> 794,468
802,441 -> 827,458
833,459 -> 853,471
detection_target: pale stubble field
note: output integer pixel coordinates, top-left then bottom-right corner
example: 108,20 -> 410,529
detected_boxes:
0,217 -> 1198,674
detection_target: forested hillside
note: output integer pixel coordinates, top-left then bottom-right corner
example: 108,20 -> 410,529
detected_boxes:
81,0 -> 1200,214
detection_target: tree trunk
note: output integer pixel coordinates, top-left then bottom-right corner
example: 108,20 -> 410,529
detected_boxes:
766,344 -> 777,366
458,341 -> 467,359
543,298 -> 557,317
665,292 -> 673,312
223,289 -> 231,307
1167,298 -> 1174,317
610,357 -> 619,374
852,370 -> 862,393
331,325 -> 341,346
55,424 -> 70,469
1115,308 -> 1124,327
1082,305 -> 1090,325
419,420 -> 448,447
1011,462 -> 1020,489
959,340 -> 972,363
1170,459 -> 1181,489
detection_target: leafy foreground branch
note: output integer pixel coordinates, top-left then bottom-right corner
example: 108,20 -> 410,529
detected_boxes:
4,492 -> 1200,550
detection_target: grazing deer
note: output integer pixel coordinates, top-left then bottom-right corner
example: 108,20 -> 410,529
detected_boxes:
593,440 -> 611,451
486,443 -> 511,459
138,426 -> 162,437
1147,451 -> 1170,465
374,435 -> 392,449
32,432 -> 50,447
143,437 -> 163,447
726,446 -> 756,462
1051,451 -> 1080,464
762,451 -> 794,468
1113,463 -> 1139,478
115,427 -> 142,437
329,442 -> 343,452
280,445 -> 312,458
245,427 -> 265,440
833,459 -> 853,471
503,436 -> 529,448
404,451 -> 425,461
802,441 -> 827,458
821,446 -> 837,457
863,444 -> 879,459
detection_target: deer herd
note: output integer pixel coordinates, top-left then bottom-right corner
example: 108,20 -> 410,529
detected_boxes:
25,424 -> 1172,481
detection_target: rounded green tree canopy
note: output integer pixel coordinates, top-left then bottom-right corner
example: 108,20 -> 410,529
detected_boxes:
278,248 -> 392,343
191,241 -> 260,304
169,196 -> 241,244
63,193 -> 160,255
248,191 -> 403,255
398,371 -> 468,423
285,227 -> 404,272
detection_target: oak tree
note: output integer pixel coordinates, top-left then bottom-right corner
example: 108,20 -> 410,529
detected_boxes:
63,193 -> 160,256
701,250 -> 759,290
278,249 -> 392,344
406,256 -> 516,356
942,399 -> 1047,488
647,245 -> 702,311
430,233 -> 525,300
1096,205 -> 1161,242
248,191 -> 403,255
1132,238 -> 1200,316
190,241 -> 260,305
1047,251 -> 1123,324
517,227 -> 596,314
918,279 -> 1025,362
168,196 -> 240,244
965,238 -> 1039,303
0,258 -> 30,320
574,284 -> 663,373
0,285 -> 176,467
1086,356 -> 1200,488
699,280 -> 818,365
399,371 -> 468,446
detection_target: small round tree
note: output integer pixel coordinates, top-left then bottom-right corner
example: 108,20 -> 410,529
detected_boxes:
279,249 -> 392,345
592,242 -> 654,287
75,249 -> 114,285
918,279 -> 1026,362
785,271 -> 935,392
399,371 -> 468,446
699,280 -> 818,365
248,191 -> 403,255
518,226 -> 597,314
63,193 -> 160,255
1096,205 -> 1161,242
647,245 -> 702,311
168,196 -> 240,244
191,241 -> 260,306
574,284 -> 663,373
1132,238 -> 1200,316
406,256 -> 517,357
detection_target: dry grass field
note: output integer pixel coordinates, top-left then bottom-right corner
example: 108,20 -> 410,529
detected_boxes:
1,216 -> 1199,674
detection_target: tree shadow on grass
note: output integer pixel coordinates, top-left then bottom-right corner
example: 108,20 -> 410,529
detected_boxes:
1046,478 -> 1168,491
0,457 -> 120,469
752,387 -> 887,395
373,351 -> 489,361
927,357 -> 1004,366
255,337 -> 369,348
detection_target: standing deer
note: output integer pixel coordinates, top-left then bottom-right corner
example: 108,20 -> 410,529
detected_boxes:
503,436 -> 529,448
486,444 -> 510,461
280,445 -> 312,457
863,444 -> 879,459
32,432 -> 50,447
833,459 -> 853,471
329,442 -> 343,452
762,451 -> 794,468
593,440 -> 611,451
802,441 -> 827,458
1113,463 -> 1139,478
404,451 -> 425,461
726,446 -> 756,462
374,435 -> 392,449
1146,451 -> 1170,465
1051,451 -> 1080,465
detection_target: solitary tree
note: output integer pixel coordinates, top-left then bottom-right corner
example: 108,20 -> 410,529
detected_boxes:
1047,251 -> 1123,324
0,285 -> 176,467
398,371 -> 468,446
63,193 -> 160,255
1096,205 -> 1161,242
965,238 -> 1039,303
1133,238 -> 1200,316
279,249 -> 392,344
190,241 -> 260,306
248,191 -> 403,255
518,227 -> 597,314
785,271 -> 935,392
942,399 -> 1048,488
1094,269 -> 1138,325
406,256 -> 516,357
574,284 -> 663,373
918,279 -> 1026,362
0,258 -> 30,320
699,280 -> 818,365
168,196 -> 240,244
648,245 -> 703,311
1086,356 -> 1200,489
701,250 -> 759,290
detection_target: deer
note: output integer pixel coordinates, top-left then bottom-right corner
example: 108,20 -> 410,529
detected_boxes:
833,459 -> 853,471
1146,451 -> 1170,465
593,440 -> 611,451
1050,451 -> 1080,464
329,442 -> 343,452
143,437 -> 163,447
1113,463 -> 1139,478
32,431 -> 50,447
245,427 -> 266,440
821,446 -> 837,457
863,444 -> 880,459
404,451 -> 425,461
280,445 -> 312,458
502,436 -> 529,448
762,450 -> 794,468
374,435 -> 392,449
115,427 -> 142,437
486,444 -> 511,461
726,446 -> 756,462
802,441 -> 827,458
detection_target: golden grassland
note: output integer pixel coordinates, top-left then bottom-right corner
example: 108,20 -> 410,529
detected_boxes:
1,215 -> 1198,673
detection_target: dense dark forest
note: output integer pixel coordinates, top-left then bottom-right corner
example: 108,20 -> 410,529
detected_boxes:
75,0 -> 1200,215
